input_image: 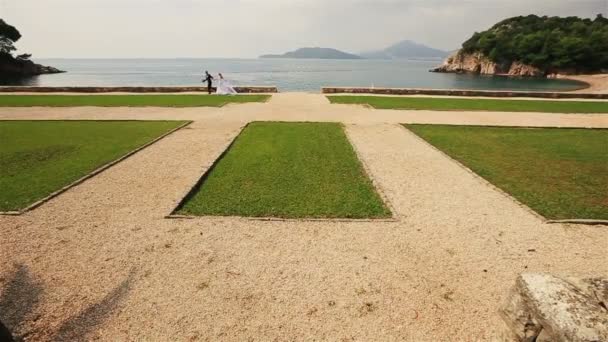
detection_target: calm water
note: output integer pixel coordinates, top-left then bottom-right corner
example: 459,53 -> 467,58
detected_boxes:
2,58 -> 586,92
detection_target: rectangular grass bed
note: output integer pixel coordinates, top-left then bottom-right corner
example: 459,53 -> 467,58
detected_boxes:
406,124 -> 608,220
0,120 -> 187,212
0,94 -> 270,107
328,96 -> 608,113
177,122 -> 391,219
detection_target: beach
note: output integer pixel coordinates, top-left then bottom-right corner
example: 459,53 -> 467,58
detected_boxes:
560,73 -> 608,93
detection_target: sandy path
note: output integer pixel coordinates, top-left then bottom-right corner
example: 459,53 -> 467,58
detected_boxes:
0,120 -> 248,340
1,94 -> 607,340
1,93 -> 608,128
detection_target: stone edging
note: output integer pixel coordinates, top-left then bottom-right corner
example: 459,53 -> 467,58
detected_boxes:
545,219 -> 608,226
166,121 -> 399,222
322,87 -> 608,99
166,214 -> 398,223
0,120 -> 193,216
0,86 -> 278,93
400,124 -> 607,226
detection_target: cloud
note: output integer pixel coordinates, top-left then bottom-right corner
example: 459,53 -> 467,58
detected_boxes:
1,0 -> 605,58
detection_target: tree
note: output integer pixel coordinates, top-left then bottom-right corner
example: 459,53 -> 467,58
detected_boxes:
16,53 -> 32,60
460,14 -> 608,73
0,19 -> 22,56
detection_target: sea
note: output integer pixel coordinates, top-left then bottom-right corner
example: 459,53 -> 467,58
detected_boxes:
1,58 -> 586,92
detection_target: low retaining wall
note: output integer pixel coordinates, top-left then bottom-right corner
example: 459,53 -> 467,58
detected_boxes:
322,87 -> 608,99
0,86 -> 278,94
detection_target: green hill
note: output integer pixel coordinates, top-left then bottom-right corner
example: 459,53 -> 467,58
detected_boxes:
461,14 -> 608,73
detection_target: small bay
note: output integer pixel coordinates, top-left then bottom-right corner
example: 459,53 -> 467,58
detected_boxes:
2,58 -> 586,92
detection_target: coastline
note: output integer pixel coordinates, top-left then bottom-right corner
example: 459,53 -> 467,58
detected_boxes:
556,74 -> 608,94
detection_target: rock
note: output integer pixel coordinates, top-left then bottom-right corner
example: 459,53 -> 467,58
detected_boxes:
431,51 -> 497,74
431,49 -> 544,77
500,273 -> 608,342
508,62 -> 543,77
566,277 -> 608,307
0,58 -> 64,76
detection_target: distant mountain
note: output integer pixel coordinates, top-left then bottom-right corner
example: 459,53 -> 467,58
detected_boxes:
260,42 -> 448,60
361,40 -> 448,59
260,47 -> 362,60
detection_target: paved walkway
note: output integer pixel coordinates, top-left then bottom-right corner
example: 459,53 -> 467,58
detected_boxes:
1,93 -> 607,340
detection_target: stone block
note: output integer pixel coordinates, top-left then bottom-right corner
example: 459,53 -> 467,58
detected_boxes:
500,273 -> 608,342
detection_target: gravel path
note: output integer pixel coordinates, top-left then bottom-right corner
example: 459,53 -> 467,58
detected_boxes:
1,93 -> 607,128
1,94 -> 607,340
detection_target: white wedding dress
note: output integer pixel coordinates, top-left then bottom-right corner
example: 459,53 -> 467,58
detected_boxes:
216,77 -> 238,95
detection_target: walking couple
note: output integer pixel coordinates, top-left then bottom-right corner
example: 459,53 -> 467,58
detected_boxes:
202,71 -> 237,95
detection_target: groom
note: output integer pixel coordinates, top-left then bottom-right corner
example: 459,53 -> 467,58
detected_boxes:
202,71 -> 214,94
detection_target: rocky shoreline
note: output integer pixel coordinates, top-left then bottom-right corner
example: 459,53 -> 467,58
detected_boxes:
430,50 -> 608,94
0,58 -> 64,77
430,50 -> 543,76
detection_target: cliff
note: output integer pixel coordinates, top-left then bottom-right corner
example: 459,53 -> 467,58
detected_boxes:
431,50 -> 543,76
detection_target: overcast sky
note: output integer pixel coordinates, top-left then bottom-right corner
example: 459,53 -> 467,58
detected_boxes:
1,0 -> 606,58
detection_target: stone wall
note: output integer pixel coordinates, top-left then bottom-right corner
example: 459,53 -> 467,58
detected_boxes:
322,87 -> 608,99
0,86 -> 278,93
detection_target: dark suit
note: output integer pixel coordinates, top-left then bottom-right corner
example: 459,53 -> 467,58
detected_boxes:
202,73 -> 214,94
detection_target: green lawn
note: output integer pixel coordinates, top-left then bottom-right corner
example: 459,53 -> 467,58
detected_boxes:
0,120 -> 187,212
0,94 -> 270,107
406,124 -> 608,220
328,96 -> 608,113
177,122 -> 391,219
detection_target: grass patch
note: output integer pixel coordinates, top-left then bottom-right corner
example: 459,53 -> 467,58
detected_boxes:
0,94 -> 270,107
406,124 -> 608,220
177,122 -> 390,219
328,96 -> 608,113
0,120 -> 187,212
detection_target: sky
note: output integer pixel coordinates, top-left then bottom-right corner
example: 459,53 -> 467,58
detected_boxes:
1,0 -> 606,58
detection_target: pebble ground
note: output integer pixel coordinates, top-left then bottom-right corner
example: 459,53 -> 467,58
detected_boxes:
1,93 -> 607,341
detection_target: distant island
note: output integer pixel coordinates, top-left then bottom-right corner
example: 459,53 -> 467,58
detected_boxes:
0,19 -> 64,77
432,14 -> 608,76
260,41 -> 448,60
361,40 -> 448,59
260,47 -> 362,60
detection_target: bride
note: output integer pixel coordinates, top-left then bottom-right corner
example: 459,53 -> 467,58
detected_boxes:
216,73 -> 238,95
